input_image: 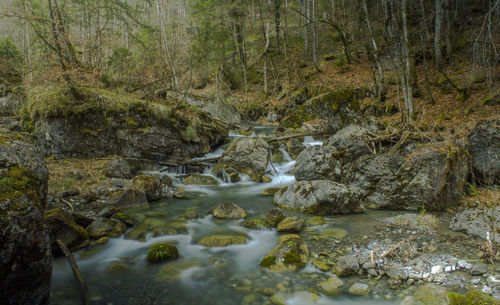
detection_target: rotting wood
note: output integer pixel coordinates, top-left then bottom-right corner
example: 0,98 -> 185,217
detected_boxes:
56,239 -> 89,305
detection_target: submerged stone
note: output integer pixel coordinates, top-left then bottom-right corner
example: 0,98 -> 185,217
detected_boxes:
277,217 -> 305,233
86,218 -> 126,239
243,218 -> 272,230
260,234 -> 309,272
183,174 -> 219,185
213,202 -> 247,219
348,283 -> 370,296
197,234 -> 247,247
155,260 -> 202,282
306,216 -> 327,226
318,275 -> 344,295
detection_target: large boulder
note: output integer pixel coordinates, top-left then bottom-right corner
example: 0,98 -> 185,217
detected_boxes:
295,146 -> 342,181
345,144 -> 469,211
127,174 -> 163,202
217,137 -> 270,182
105,158 -> 133,179
24,87 -> 227,162
274,180 -> 364,215
450,207 -> 500,242
260,234 -> 309,272
0,137 -> 52,305
108,189 -> 149,209
468,119 -> 500,185
44,208 -> 89,252
324,124 -> 372,163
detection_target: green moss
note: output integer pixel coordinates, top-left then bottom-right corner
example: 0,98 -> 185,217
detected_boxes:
0,165 -> 38,201
448,289 -> 500,305
146,243 -> 179,263
283,251 -> 301,265
124,117 -> 139,127
260,255 -> 276,267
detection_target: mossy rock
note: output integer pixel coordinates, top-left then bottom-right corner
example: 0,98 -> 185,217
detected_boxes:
306,216 -> 327,226
260,234 -> 309,272
212,165 -> 240,183
44,208 -> 89,252
312,260 -> 331,272
261,188 -> 280,196
183,174 -> 219,185
146,243 -> 179,263
155,260 -> 202,282
318,275 -> 344,295
213,202 -> 247,219
448,289 -> 500,305
412,284 -> 449,305
127,174 -> 162,202
243,218 -> 272,231
277,217 -> 305,233
0,164 -> 39,201
197,234 -> 247,247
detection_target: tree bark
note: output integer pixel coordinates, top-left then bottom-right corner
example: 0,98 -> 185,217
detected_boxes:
435,0 -> 443,68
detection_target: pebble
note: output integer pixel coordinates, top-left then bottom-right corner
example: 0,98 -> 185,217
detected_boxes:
471,278 -> 482,285
444,266 -> 452,273
431,265 -> 443,274
482,286 -> 493,295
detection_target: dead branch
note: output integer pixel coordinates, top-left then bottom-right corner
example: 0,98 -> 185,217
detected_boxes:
57,196 -> 75,214
266,131 -> 335,143
56,239 -> 89,305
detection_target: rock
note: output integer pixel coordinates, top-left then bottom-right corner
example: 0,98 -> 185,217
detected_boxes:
27,91 -> 227,162
261,188 -> 280,196
110,212 -> 135,227
312,260 -> 331,272
306,216 -> 327,226
431,265 -> 443,274
348,283 -> 370,296
97,205 -> 122,218
324,124 -> 372,163
197,234 -> 247,247
318,276 -> 344,295
86,218 -> 126,239
468,119 -> 500,185
470,263 -> 488,276
280,88 -> 360,131
213,202 -> 247,219
315,228 -> 347,239
260,234 -> 309,272
277,217 -> 305,233
243,218 -> 272,230
44,208 -> 89,252
335,255 -> 359,277
385,264 -> 407,281
146,243 -> 179,263
217,137 -> 270,182
127,174 -> 163,202
108,189 -> 149,209
266,208 -> 285,227
105,158 -> 132,179
212,165 -> 240,183
294,146 -> 342,181
0,138 -> 52,305
346,143 -> 469,211
285,138 -> 306,159
183,174 -> 219,185
155,260 -> 202,282
61,188 -> 79,198
270,293 -> 288,305
450,207 -> 500,242
411,284 -> 449,305
274,180 -> 364,215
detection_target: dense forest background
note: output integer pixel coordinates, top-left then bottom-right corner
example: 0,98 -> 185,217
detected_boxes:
0,0 -> 498,127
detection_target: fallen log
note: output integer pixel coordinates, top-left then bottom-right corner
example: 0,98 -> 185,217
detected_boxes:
266,131 -> 335,143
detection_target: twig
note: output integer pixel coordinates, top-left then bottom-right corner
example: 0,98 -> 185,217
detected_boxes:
388,131 -> 410,154
56,239 -> 89,305
57,196 -> 75,214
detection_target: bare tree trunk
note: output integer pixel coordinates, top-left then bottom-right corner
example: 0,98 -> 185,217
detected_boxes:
156,0 -> 179,88
274,0 -> 281,49
362,0 -> 385,100
435,0 -> 443,68
401,0 -> 413,124
445,0 -> 452,57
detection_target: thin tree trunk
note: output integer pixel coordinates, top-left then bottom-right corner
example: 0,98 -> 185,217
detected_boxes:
401,0 -> 413,124
274,0 -> 281,49
362,0 -> 385,100
435,0 -> 443,68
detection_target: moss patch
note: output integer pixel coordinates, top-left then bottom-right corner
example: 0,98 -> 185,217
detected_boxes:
448,289 -> 500,305
0,165 -> 39,201
146,243 -> 179,263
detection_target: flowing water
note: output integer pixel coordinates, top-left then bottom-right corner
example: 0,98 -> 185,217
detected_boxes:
50,128 -> 402,305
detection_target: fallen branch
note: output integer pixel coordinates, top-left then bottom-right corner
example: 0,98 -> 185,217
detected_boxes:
266,131 -> 335,143
388,131 -> 410,155
378,235 -> 415,260
57,196 -> 75,214
56,239 -> 89,305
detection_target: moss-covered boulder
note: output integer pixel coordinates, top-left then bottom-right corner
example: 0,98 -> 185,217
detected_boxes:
44,208 -> 90,252
183,174 -> 219,185
260,234 -> 309,272
0,137 -> 52,305
468,119 -> 500,185
197,234 -> 247,247
213,202 -> 247,219
127,174 -> 163,202
146,243 -> 179,263
274,180 -> 364,215
280,88 -> 360,131
86,218 -> 126,239
277,217 -> 305,233
217,137 -> 270,182
22,86 -> 227,162
346,142 -> 470,211
266,208 -> 285,227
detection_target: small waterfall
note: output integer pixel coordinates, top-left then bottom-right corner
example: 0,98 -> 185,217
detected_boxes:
176,164 -> 186,174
